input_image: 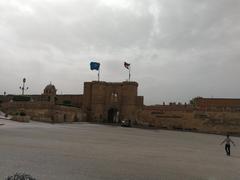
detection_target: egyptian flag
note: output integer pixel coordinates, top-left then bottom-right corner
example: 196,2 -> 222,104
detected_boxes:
124,62 -> 130,69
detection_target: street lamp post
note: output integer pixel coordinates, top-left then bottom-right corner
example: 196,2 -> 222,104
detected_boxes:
19,78 -> 29,95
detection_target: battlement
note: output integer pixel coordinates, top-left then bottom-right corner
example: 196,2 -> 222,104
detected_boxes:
84,81 -> 138,87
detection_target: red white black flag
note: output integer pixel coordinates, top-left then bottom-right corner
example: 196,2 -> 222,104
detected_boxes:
124,62 -> 130,69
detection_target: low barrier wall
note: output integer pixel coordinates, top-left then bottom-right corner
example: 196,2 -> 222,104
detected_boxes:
1,102 -> 85,123
137,106 -> 240,135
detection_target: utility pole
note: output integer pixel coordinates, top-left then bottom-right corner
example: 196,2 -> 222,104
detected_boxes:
19,78 -> 29,95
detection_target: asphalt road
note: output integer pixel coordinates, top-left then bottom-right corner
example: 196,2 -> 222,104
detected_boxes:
0,118 -> 239,180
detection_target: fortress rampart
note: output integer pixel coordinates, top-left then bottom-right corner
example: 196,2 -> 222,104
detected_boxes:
1,82 -> 240,135
137,104 -> 240,135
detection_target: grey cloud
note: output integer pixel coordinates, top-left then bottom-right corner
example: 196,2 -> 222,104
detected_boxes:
0,0 -> 239,104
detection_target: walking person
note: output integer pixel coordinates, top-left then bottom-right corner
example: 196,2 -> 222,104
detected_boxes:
220,135 -> 236,156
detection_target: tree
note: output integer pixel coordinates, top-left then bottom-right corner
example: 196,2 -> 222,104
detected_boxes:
190,97 -> 203,106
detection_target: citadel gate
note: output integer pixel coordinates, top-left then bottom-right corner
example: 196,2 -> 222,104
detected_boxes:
82,81 -> 143,123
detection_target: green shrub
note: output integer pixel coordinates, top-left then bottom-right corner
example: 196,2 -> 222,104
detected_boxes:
20,111 -> 26,116
12,96 -> 31,102
63,100 -> 71,106
6,173 -> 36,180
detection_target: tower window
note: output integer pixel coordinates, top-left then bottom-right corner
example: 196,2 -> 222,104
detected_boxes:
111,92 -> 118,102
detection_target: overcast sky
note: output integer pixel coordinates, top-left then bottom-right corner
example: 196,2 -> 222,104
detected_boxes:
0,0 -> 240,105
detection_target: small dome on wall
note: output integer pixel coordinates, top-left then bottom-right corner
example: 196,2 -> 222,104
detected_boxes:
43,83 -> 57,95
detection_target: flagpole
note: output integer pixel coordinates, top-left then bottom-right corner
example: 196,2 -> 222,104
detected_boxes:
90,61 -> 100,81
129,67 -> 131,81
98,68 -> 100,82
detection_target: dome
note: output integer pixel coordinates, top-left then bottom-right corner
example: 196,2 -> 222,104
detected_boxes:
45,84 -> 56,91
43,83 -> 57,95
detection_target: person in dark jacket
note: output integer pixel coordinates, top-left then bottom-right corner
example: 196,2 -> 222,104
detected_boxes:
220,135 -> 236,156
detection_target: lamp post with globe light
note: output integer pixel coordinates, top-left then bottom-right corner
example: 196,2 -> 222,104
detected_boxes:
19,78 -> 29,95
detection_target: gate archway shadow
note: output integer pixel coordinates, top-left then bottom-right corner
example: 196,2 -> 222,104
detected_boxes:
107,108 -> 119,123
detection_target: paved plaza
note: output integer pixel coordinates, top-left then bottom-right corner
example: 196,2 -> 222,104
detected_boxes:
0,117 -> 239,180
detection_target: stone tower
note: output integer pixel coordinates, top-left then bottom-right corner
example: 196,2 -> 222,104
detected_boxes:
83,81 -> 143,123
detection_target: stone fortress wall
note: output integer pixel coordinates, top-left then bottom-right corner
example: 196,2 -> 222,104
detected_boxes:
1,101 -> 84,123
0,83 -> 85,123
0,81 -> 144,124
1,82 -> 240,135
55,94 -> 83,108
137,98 -> 240,135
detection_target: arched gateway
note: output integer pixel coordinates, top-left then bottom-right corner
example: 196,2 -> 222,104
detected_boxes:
107,108 -> 119,123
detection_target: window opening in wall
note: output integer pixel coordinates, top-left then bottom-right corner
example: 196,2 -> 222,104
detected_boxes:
111,92 -> 118,102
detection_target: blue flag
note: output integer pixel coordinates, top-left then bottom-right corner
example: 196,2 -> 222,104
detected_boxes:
90,62 -> 100,70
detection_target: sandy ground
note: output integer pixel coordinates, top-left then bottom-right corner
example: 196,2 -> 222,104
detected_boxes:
0,115 -> 239,180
